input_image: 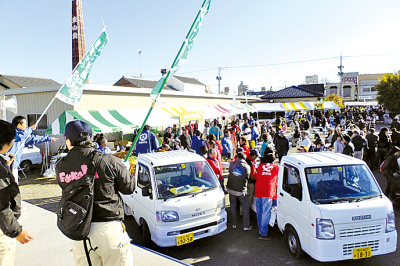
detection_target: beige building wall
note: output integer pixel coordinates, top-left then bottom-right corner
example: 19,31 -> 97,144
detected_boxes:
4,90 -> 72,125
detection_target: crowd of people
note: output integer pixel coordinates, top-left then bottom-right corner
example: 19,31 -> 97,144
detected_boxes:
2,105 -> 400,263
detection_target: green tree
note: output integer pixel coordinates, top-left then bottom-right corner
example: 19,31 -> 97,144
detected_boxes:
376,71 -> 400,115
324,94 -> 344,108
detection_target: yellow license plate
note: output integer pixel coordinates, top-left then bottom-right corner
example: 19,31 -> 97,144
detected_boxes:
176,232 -> 194,246
353,247 -> 372,260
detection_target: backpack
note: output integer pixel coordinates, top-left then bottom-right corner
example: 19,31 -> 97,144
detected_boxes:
380,160 -> 386,173
57,150 -> 103,240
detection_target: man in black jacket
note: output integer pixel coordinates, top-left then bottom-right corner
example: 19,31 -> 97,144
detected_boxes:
274,130 -> 289,162
227,152 -> 251,230
56,120 -> 135,265
351,131 -> 367,160
0,120 -> 33,264
343,135 -> 354,157
365,128 -> 378,170
179,129 -> 192,150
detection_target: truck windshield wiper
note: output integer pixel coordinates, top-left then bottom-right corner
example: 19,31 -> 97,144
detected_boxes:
191,186 -> 217,197
354,194 -> 381,202
320,197 -> 358,204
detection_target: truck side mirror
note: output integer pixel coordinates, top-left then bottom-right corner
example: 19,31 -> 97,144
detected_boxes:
142,187 -> 152,198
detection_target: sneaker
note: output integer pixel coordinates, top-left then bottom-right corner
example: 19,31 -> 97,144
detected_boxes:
232,225 -> 237,229
259,235 -> 272,240
243,226 -> 252,231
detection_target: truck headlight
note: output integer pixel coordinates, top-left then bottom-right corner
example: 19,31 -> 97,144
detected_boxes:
216,198 -> 225,212
316,218 -> 335,239
386,211 -> 396,233
156,211 -> 179,222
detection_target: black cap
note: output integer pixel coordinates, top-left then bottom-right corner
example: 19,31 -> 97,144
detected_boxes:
64,120 -> 92,143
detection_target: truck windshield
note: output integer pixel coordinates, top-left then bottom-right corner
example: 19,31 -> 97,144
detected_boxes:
305,164 -> 381,204
154,161 -> 220,199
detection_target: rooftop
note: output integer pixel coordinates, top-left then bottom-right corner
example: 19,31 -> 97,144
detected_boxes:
113,76 -> 178,91
173,75 -> 205,86
260,86 -> 323,100
0,74 -> 60,88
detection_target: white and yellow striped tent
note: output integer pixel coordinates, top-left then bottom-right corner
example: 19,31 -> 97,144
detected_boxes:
252,101 -> 339,112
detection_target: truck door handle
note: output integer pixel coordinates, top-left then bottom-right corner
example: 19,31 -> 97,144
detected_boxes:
279,193 -> 283,197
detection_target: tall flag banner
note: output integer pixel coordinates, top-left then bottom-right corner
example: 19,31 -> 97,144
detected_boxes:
150,0 -> 211,101
57,28 -> 109,106
126,0 -> 212,161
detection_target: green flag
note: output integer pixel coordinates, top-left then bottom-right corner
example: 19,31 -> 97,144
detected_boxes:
150,0 -> 211,101
57,28 -> 109,106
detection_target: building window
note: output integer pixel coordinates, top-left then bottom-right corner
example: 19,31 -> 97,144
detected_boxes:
27,114 -> 47,130
343,86 -> 351,97
329,86 -> 337,95
361,85 -> 377,93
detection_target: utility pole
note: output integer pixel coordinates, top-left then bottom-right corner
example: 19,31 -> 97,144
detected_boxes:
216,67 -> 222,94
139,51 -> 142,78
337,53 -> 344,96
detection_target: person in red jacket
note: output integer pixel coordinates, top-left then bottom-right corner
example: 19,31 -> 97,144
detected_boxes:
205,148 -> 223,181
255,153 -> 279,240
239,136 -> 251,158
208,134 -> 223,153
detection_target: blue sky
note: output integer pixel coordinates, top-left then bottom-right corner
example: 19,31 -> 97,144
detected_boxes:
1,0 -> 400,94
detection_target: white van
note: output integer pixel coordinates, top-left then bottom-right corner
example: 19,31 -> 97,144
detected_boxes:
275,152 -> 397,262
120,150 -> 227,247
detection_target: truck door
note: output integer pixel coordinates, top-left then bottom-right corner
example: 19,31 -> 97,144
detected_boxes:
277,164 -> 309,245
134,164 -> 154,222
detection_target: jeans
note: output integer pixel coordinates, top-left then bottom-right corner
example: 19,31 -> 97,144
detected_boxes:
354,150 -> 363,160
229,193 -> 250,228
256,197 -> 273,237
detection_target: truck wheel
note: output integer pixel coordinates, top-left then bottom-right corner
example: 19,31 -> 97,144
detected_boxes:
286,226 -> 304,259
20,161 -> 32,172
142,220 -> 153,247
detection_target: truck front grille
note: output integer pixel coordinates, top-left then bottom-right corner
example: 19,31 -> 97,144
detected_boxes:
339,224 -> 382,238
343,240 -> 379,256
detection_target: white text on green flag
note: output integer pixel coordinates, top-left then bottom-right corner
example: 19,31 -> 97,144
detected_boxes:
150,0 -> 211,101
57,29 -> 109,106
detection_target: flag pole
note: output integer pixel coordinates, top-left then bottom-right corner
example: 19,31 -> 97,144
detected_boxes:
124,0 -> 210,161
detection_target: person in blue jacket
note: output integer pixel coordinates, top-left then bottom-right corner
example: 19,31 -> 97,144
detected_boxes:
134,125 -> 160,156
209,122 -> 221,140
250,123 -> 260,145
9,116 -> 57,182
221,130 -> 233,159
191,130 -> 203,155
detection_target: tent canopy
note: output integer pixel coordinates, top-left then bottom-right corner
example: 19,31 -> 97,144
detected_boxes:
252,101 -> 340,112
46,109 -> 178,135
345,101 -> 378,106
46,104 -> 256,135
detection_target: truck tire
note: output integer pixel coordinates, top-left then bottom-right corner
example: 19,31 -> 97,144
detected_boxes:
142,220 -> 153,247
286,226 -> 304,259
20,161 -> 32,172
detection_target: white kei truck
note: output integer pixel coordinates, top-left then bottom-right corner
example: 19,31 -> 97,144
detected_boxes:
272,152 -> 397,262
120,150 -> 227,247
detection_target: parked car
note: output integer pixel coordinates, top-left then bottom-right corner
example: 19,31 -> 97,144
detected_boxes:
20,145 -> 42,171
